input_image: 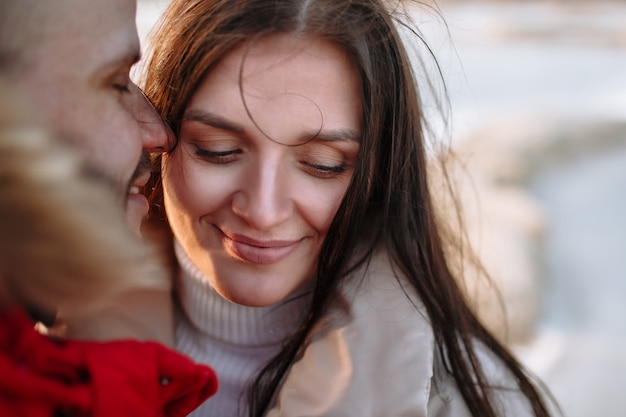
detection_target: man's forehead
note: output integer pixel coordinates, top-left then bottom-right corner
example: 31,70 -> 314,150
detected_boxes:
49,0 -> 138,40
36,0 -> 140,68
1,0 -> 139,78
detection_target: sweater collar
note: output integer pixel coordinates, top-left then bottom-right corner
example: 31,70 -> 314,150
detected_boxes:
174,240 -> 312,348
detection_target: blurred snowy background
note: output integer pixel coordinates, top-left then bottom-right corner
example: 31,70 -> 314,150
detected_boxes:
136,1 -> 626,416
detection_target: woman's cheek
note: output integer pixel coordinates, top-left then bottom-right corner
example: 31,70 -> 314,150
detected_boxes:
305,179 -> 350,235
162,155 -> 210,215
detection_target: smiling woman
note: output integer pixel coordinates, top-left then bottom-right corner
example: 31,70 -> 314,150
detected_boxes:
142,0 -> 558,416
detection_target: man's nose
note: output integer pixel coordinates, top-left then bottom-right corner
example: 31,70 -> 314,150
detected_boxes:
128,83 -> 175,153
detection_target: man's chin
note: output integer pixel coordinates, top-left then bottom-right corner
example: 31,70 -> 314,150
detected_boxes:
125,193 -> 150,236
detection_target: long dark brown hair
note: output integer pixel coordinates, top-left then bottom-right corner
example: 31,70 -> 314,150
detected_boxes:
143,1 -> 555,416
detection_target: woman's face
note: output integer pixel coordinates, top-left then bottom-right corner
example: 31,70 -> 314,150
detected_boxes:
162,34 -> 362,306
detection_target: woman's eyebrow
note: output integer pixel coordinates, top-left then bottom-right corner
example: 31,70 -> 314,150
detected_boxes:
306,128 -> 361,144
183,109 -> 360,144
182,109 -> 245,134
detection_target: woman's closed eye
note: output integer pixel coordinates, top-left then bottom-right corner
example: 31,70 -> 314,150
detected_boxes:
297,144 -> 356,179
194,145 -> 242,164
300,160 -> 348,179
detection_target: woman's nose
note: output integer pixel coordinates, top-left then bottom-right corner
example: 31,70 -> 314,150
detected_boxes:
231,157 -> 292,231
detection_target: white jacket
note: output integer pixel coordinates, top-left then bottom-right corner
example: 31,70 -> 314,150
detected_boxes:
267,246 -> 534,417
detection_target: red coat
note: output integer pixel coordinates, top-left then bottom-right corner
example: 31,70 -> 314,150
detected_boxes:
0,307 -> 218,417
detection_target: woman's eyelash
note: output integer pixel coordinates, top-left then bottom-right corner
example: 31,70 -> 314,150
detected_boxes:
305,162 -> 347,174
195,147 -> 241,157
302,162 -> 348,180
192,143 -> 347,176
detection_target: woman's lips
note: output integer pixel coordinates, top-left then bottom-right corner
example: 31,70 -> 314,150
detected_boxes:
218,229 -> 302,265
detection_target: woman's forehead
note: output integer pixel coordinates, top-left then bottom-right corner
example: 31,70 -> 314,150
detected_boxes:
186,33 -> 362,146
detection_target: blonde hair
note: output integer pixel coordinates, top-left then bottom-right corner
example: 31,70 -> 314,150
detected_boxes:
0,88 -> 169,320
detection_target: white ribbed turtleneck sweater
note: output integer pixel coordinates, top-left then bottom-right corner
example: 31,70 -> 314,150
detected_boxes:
173,241 -> 311,417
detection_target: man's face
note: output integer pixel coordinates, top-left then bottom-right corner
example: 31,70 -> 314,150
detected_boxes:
12,0 -> 172,232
